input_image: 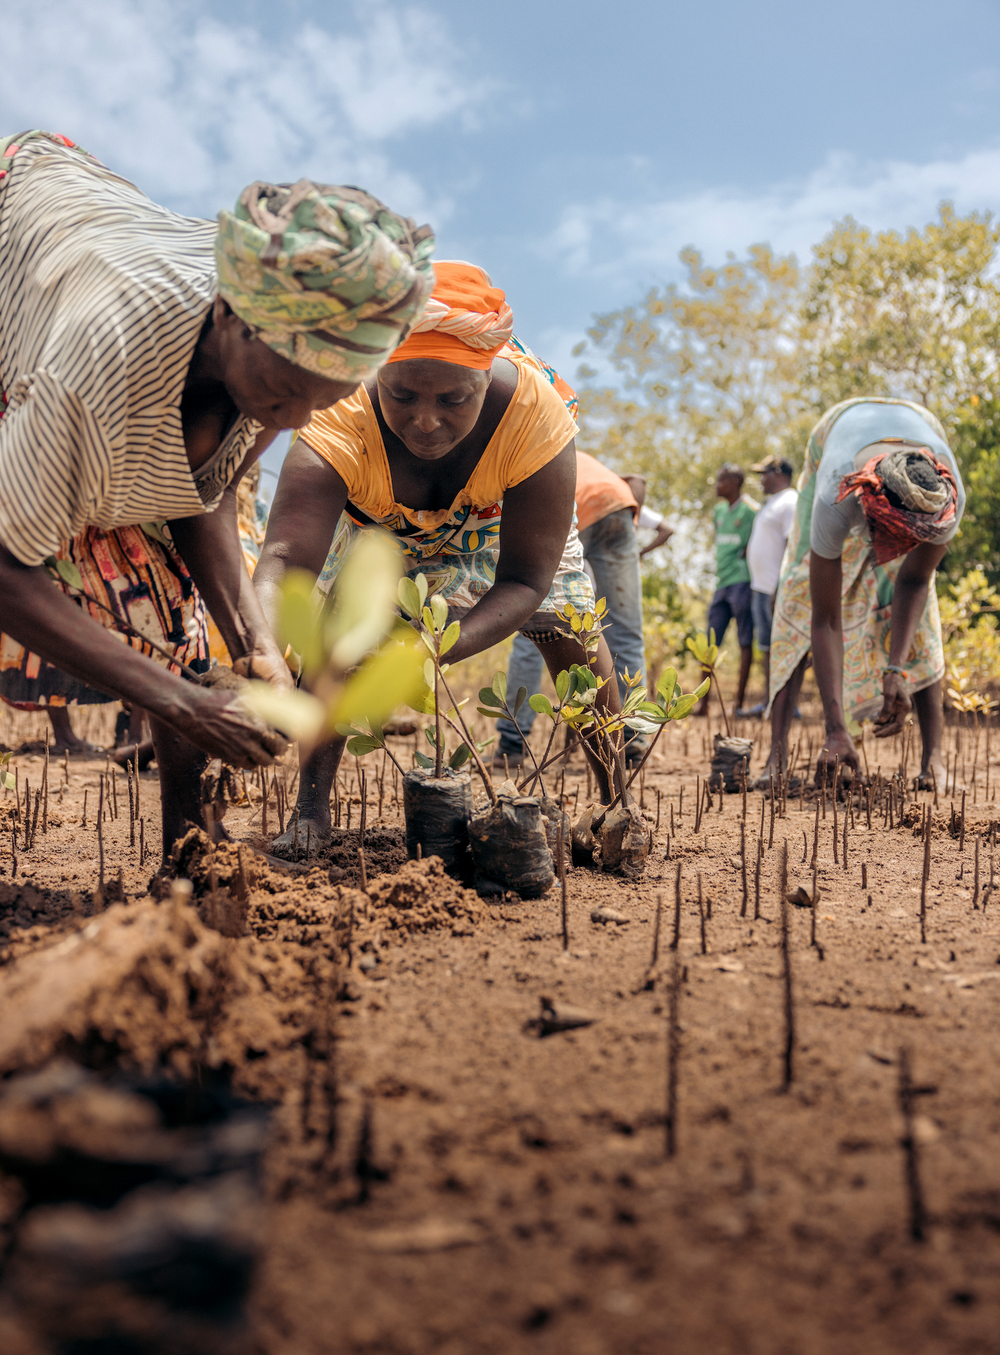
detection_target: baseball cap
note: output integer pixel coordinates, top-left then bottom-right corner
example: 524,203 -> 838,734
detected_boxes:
751,454 -> 794,477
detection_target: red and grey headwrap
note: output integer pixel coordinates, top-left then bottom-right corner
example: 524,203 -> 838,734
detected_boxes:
836,444 -> 958,566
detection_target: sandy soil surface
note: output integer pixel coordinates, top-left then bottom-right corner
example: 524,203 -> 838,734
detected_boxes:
1,706 -> 999,1354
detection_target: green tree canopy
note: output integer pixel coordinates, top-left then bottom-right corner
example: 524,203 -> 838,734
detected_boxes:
578,203 -> 1000,586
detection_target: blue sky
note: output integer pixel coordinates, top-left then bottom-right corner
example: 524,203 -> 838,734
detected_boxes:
5,0 -> 1000,428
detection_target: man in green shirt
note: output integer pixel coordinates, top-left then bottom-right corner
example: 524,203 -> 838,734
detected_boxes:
697,463 -> 757,716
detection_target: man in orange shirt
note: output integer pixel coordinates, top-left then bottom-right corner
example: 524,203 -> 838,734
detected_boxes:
496,451 -> 672,766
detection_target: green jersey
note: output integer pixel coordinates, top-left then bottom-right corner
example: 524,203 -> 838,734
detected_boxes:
713,497 -> 756,587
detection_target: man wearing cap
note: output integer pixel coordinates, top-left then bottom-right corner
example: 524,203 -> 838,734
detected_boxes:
743,455 -> 797,714
696,463 -> 757,717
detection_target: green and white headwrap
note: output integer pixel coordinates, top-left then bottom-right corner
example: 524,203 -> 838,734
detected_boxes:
215,180 -> 436,381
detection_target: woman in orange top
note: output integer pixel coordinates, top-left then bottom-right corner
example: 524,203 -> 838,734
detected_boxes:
255,261 -> 620,854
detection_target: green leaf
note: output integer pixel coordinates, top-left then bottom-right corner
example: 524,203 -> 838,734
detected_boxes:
0,772 -> 14,791
330,636 -> 427,731
408,682 -> 437,715
276,569 -> 325,678
323,531 -> 402,669
478,688 -> 503,708
491,671 -> 507,703
423,657 -> 436,689
476,706 -> 501,719
398,577 -> 421,619
425,726 -> 439,745
440,620 -> 461,655
513,685 -> 528,715
429,594 -> 449,630
239,682 -> 325,742
414,751 -> 435,768
623,716 -> 660,736
528,693 -> 554,717
54,558 -> 85,591
346,735 -> 380,757
636,701 -> 666,717
555,670 -> 570,702
692,677 -> 710,700
656,667 -> 678,706
415,572 -> 429,606
449,743 -> 472,770
668,694 -> 698,721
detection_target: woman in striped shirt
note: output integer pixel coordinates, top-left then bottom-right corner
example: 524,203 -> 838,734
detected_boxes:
0,131 -> 434,851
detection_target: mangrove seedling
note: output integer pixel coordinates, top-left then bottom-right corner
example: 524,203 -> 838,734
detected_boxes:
686,629 -> 730,735
397,574 -> 498,803
241,530 -> 426,745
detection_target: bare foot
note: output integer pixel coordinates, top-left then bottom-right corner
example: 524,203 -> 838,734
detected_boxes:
269,814 -> 330,860
112,739 -> 155,770
917,759 -> 947,793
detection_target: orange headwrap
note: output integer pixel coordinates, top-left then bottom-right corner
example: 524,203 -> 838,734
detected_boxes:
386,260 -> 513,369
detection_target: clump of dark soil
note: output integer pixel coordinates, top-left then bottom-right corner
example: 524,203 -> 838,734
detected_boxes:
324,823 -> 407,881
0,1060 -> 269,1355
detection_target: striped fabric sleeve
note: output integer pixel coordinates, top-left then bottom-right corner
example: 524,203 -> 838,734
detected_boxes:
0,371 -> 111,565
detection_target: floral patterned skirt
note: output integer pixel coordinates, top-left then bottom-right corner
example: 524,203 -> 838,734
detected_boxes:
317,510 -> 595,625
0,524 -> 209,711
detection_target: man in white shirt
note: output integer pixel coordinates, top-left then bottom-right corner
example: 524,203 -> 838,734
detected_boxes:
744,455 -> 797,713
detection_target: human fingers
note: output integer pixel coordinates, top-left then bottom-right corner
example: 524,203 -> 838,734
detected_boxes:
232,651 -> 295,692
180,690 -> 288,767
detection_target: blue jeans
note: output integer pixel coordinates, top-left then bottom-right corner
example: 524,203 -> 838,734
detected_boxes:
751,589 -> 773,651
497,507 -> 647,754
707,581 -> 754,649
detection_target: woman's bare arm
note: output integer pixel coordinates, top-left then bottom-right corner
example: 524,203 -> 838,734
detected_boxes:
446,441 -> 577,662
0,544 -> 284,766
168,440 -> 291,688
809,551 -> 858,772
875,541 -> 948,738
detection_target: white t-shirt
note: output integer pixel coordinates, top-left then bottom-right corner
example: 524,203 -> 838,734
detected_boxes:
810,402 -> 965,560
636,504 -> 665,533
747,486 -> 797,594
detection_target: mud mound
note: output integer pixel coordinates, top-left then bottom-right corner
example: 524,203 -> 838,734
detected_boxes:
364,855 -> 482,936
0,882 -> 91,967
151,827 -> 287,900
0,897 -> 332,1105
323,823 -> 406,881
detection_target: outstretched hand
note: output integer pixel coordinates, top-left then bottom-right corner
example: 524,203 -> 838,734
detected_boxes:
873,670 -> 912,739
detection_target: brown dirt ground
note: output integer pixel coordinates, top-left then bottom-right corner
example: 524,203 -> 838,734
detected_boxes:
1,704 -> 1000,1355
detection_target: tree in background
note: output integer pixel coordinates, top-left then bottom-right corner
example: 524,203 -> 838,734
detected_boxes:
576,244 -> 808,525
578,203 -> 1000,591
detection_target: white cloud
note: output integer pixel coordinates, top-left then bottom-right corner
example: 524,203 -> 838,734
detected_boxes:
549,143 -> 1000,288
0,0 -> 489,221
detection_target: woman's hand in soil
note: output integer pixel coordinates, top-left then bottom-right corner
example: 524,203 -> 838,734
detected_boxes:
232,646 -> 294,692
816,727 -> 859,780
175,686 -> 288,768
873,671 -> 911,739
